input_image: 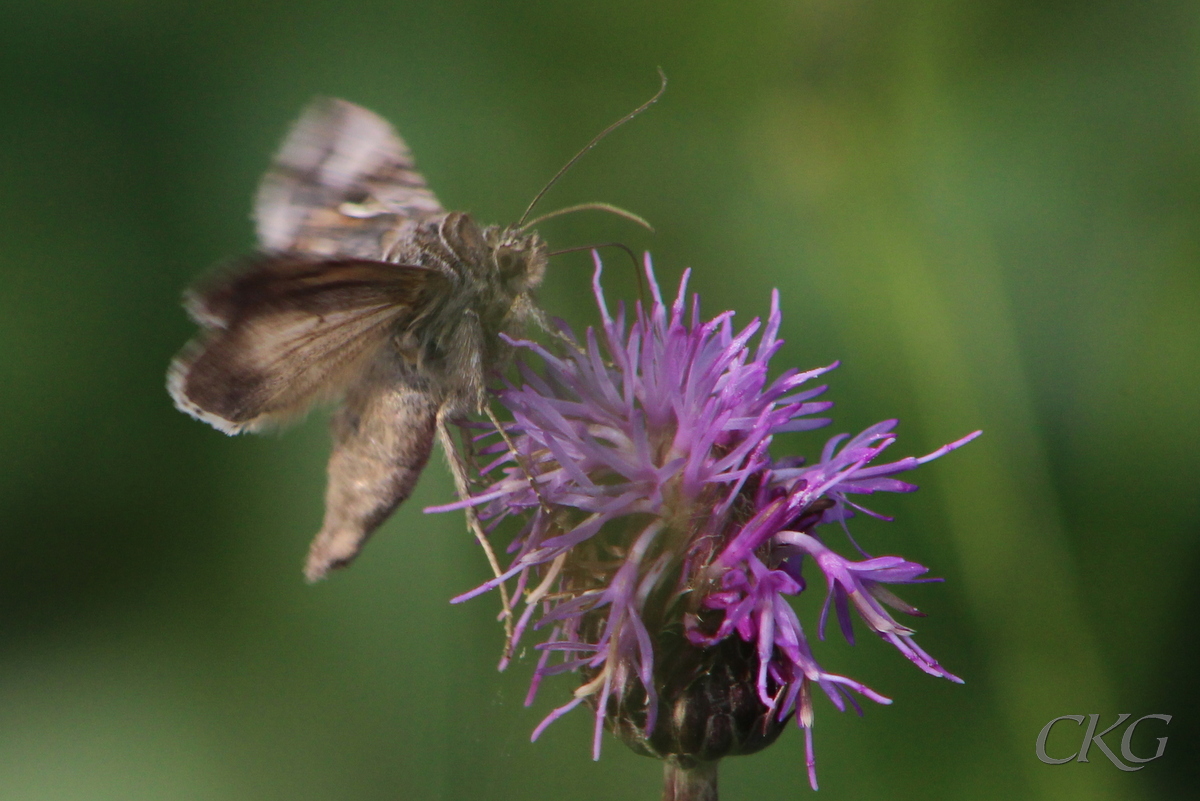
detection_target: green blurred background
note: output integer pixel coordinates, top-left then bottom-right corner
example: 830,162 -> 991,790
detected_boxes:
1,1 -> 1196,799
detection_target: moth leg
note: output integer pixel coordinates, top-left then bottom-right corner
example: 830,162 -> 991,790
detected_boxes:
516,297 -> 586,355
304,359 -> 439,582
436,407 -> 515,642
482,404 -> 553,516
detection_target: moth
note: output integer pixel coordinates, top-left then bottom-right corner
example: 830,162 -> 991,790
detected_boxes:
169,87 -> 660,582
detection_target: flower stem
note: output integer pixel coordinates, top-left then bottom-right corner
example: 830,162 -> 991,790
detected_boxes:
662,759 -> 718,801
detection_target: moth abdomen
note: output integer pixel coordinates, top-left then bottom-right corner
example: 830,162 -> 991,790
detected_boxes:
305,353 -> 441,581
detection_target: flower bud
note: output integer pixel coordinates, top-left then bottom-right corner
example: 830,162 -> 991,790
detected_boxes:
603,626 -> 789,764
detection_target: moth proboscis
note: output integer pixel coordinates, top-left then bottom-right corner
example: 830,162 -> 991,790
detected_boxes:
168,79 -> 663,584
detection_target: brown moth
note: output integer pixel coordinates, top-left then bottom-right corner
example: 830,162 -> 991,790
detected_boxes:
168,87 -> 660,583
169,98 -> 552,581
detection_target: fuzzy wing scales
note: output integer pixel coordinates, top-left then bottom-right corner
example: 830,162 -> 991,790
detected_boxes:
168,255 -> 446,434
255,97 -> 445,259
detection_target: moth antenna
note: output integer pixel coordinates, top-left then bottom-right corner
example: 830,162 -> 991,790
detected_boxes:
519,202 -> 654,233
547,242 -> 646,304
516,68 -> 667,228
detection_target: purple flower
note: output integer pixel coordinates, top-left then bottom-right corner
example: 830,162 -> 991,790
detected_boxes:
429,254 -> 979,791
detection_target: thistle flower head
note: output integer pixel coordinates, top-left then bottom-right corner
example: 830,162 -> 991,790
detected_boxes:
431,254 -> 979,790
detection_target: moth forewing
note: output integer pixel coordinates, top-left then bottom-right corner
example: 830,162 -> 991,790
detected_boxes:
168,256 -> 445,435
254,97 -> 443,257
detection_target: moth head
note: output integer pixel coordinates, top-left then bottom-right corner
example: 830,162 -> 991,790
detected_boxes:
489,227 -> 547,294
